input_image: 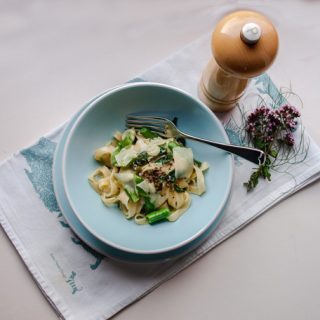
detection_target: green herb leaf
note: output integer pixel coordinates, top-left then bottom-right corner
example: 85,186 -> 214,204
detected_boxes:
194,159 -> 202,167
118,130 -> 135,149
132,151 -> 148,167
262,165 -> 271,181
270,149 -> 278,158
134,174 -> 144,184
165,170 -> 176,183
168,141 -> 181,150
156,153 -> 173,164
111,130 -> 136,166
136,186 -> 148,197
142,197 -> 155,214
111,146 -> 121,166
124,187 -> 140,203
244,162 -> 272,191
159,145 -> 166,155
253,138 -> 266,150
244,169 -> 260,191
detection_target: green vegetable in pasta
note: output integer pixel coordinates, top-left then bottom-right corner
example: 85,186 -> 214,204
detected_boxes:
111,129 -> 136,166
165,170 -> 176,183
146,208 -> 171,224
142,197 -> 155,214
155,153 -> 173,164
194,159 -> 202,167
168,141 -> 180,150
139,127 -> 158,139
124,187 -> 139,203
134,174 -> 144,184
111,146 -> 122,166
132,151 -> 148,167
89,127 -> 208,225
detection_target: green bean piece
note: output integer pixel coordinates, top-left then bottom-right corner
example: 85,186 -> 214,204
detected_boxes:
146,208 -> 171,224
140,127 -> 158,139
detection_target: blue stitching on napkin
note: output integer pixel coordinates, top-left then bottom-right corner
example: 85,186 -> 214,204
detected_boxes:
21,137 -> 60,213
20,138 -> 104,270
255,73 -> 287,108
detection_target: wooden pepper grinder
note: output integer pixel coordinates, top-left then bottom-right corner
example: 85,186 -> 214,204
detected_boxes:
199,10 -> 279,112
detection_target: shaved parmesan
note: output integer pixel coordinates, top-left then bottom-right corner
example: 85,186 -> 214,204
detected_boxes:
173,147 -> 194,179
115,146 -> 138,167
137,180 -> 156,194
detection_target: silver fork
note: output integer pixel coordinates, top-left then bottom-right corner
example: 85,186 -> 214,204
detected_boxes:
126,115 -> 265,165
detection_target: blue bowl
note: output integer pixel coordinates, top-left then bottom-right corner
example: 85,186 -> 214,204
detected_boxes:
62,82 -> 233,255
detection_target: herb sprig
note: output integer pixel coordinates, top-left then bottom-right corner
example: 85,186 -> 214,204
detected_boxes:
244,105 -> 301,191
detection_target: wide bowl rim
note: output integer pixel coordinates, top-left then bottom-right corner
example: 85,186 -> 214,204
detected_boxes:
62,82 -> 233,254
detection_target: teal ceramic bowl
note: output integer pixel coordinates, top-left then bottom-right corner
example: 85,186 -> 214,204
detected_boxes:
62,82 -> 233,255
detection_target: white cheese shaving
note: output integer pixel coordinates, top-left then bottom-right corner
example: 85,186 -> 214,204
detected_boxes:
115,146 -> 138,167
137,180 -> 156,194
173,147 -> 194,179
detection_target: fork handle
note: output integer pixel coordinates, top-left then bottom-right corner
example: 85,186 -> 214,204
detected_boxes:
182,133 -> 265,165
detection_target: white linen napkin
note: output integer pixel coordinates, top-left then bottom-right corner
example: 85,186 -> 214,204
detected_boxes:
0,34 -> 319,320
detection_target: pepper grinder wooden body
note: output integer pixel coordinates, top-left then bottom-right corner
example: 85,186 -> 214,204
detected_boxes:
199,10 -> 279,112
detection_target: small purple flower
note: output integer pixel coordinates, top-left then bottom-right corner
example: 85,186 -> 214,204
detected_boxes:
245,104 -> 300,150
265,135 -> 274,143
283,132 -> 295,146
276,105 -> 300,132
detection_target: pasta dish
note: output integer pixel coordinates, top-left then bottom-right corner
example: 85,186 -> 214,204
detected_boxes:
89,128 -> 208,224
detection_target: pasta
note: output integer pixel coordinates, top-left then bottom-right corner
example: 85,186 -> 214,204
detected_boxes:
88,128 -> 208,224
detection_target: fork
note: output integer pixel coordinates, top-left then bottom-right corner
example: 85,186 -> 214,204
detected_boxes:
126,115 -> 265,165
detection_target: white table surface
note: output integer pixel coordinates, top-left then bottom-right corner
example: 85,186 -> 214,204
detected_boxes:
1,1 -> 320,319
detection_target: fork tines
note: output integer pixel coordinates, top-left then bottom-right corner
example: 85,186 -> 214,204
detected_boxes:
126,115 -> 167,136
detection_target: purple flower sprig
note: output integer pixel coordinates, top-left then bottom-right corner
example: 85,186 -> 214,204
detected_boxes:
244,104 -> 301,191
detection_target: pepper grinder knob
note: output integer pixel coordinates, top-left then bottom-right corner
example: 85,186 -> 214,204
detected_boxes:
199,10 -> 279,112
240,22 -> 261,45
